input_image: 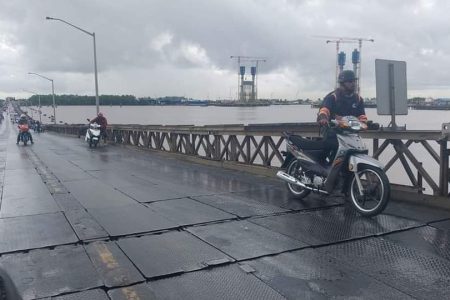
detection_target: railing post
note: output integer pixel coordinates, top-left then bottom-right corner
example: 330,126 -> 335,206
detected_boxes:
214,135 -> 220,160
230,135 -> 237,161
417,162 -> 423,194
264,136 -> 269,166
373,138 -> 379,157
439,140 -> 449,196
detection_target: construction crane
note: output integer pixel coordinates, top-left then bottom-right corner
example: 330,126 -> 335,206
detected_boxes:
314,36 -> 374,93
230,56 -> 267,101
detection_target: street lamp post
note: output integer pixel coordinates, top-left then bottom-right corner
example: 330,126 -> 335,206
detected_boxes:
27,72 -> 56,124
46,16 -> 100,115
23,89 -> 42,123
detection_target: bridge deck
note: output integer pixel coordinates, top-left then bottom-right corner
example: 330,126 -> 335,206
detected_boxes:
1,119 -> 450,300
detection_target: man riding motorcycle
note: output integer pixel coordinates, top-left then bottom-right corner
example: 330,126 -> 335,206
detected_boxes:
317,70 -> 367,162
89,112 -> 108,140
16,114 -> 34,144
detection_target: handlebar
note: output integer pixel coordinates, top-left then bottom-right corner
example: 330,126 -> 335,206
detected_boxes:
325,118 -> 380,132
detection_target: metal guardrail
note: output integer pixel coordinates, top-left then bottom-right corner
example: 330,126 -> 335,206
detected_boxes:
46,123 -> 450,197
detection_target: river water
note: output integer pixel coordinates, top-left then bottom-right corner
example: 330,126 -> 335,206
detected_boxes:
25,105 -> 449,130
24,104 -> 449,193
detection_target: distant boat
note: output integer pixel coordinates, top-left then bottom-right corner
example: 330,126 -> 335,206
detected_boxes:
185,100 -> 209,106
212,101 -> 270,107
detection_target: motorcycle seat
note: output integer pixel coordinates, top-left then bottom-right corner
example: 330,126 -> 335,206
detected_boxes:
288,135 -> 327,150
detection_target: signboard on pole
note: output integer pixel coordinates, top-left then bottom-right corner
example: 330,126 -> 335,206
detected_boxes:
375,59 -> 407,115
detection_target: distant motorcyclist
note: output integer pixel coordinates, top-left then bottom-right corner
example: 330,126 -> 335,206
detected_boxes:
35,120 -> 41,133
16,114 -> 34,144
90,112 -> 108,139
316,70 -> 367,162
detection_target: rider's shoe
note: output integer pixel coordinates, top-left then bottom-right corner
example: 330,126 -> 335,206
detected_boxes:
31,141 -> 34,144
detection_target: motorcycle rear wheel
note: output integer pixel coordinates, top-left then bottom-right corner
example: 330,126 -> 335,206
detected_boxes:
349,165 -> 390,217
286,160 -> 311,199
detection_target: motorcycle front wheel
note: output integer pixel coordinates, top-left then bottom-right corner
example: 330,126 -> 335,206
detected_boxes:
286,160 -> 311,199
349,165 -> 390,217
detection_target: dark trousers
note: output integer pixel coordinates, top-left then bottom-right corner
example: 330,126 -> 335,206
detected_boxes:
320,127 -> 338,163
17,132 -> 33,143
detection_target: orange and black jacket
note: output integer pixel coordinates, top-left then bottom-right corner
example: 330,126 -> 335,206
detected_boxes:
319,90 -> 367,122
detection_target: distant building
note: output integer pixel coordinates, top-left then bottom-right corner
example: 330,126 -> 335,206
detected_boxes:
434,98 -> 450,106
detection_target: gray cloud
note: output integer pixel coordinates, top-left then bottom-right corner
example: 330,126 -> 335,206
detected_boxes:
1,0 -> 450,99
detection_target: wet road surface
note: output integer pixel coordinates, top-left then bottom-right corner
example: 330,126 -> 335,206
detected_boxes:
0,119 -> 449,299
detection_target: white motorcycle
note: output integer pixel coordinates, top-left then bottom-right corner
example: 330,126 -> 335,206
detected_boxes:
277,116 -> 390,217
85,122 -> 101,148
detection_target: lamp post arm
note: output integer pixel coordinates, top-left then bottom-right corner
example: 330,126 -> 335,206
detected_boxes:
46,17 -> 93,36
28,72 -> 52,82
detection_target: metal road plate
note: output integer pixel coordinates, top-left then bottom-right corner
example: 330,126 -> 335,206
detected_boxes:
147,264 -> 285,300
0,245 -> 102,300
52,193 -> 85,211
64,209 -> 109,241
88,203 -> 177,236
108,283 -> 158,300
88,170 -> 154,188
85,241 -> 144,287
233,187 -> 343,210
52,150 -> 78,156
192,194 -> 289,218
176,177 -> 258,194
0,195 -> 60,218
249,213 -> 331,245
5,158 -> 34,170
50,289 -> 109,300
115,183 -> 186,202
4,169 -> 42,184
430,219 -> 450,231
308,206 -> 421,237
146,198 -> 236,226
3,180 -> 50,200
52,169 -> 92,182
251,208 -> 420,246
45,179 -> 69,194
246,249 -> 413,299
188,220 -> 306,260
0,212 -> 78,253
68,159 -> 106,171
384,201 -> 450,223
320,237 -> 450,299
38,172 -> 59,183
383,226 -> 450,261
64,179 -> 136,208
117,231 -> 233,278
153,180 -> 215,197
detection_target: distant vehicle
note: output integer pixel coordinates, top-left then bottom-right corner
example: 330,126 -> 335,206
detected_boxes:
85,122 -> 101,148
18,124 -> 31,146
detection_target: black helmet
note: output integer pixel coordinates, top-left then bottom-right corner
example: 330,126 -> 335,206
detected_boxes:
338,70 -> 356,83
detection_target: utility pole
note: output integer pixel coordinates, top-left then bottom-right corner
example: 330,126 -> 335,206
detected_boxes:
315,36 -> 374,93
230,56 -> 267,101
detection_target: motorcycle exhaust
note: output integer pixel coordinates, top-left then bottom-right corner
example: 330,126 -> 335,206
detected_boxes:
276,171 -> 328,194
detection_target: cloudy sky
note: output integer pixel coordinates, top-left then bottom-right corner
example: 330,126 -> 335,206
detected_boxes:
0,0 -> 448,100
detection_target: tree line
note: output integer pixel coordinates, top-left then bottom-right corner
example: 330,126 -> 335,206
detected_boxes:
22,95 -> 189,106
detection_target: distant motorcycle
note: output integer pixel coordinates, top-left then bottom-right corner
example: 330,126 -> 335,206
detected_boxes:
277,116 -> 390,216
85,122 -> 101,148
18,124 -> 31,146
